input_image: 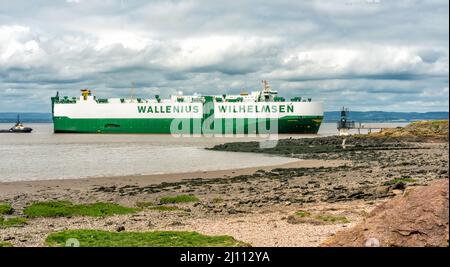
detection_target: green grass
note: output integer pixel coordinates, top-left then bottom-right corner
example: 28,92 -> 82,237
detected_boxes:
149,205 -> 184,212
24,201 -> 138,218
160,195 -> 199,204
0,217 -> 27,228
0,241 -> 13,247
0,203 -> 13,215
384,178 -> 417,186
45,230 -> 249,247
295,210 -> 311,217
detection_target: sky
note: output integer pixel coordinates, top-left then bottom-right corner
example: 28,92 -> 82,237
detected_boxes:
0,0 -> 448,112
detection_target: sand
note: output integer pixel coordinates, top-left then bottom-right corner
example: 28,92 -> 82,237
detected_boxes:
0,159 -> 345,199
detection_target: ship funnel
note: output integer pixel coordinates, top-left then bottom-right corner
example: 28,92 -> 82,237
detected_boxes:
81,89 -> 91,100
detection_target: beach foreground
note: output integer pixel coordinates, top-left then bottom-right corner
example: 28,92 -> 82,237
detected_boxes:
0,121 -> 448,247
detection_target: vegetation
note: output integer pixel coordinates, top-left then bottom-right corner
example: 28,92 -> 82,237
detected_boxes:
0,241 -> 13,247
46,230 -> 249,247
24,201 -> 137,218
0,217 -> 27,228
315,214 -> 350,223
376,120 -> 448,140
295,210 -> 311,217
407,120 -> 448,133
160,195 -> 199,204
0,203 -> 13,215
289,210 -> 349,225
384,178 -> 417,186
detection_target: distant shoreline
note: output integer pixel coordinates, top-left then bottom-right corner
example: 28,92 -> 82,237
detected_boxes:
0,111 -> 448,123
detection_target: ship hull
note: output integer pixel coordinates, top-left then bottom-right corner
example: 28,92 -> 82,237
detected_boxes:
52,100 -> 324,134
53,116 -> 323,134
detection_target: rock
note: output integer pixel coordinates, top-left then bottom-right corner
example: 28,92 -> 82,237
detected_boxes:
116,225 -> 125,232
392,189 -> 403,195
169,221 -> 185,227
347,191 -> 368,200
321,179 -> 449,247
374,186 -> 390,196
392,182 -> 406,190
228,208 -> 238,214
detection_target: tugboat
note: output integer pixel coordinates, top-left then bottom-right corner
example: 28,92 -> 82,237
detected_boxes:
0,115 -> 33,133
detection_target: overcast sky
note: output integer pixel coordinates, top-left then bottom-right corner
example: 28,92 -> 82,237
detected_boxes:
0,0 -> 448,112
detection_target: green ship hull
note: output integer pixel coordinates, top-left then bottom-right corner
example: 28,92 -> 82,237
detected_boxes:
53,116 -> 323,134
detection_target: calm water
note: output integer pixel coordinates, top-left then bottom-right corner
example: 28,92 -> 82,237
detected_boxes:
0,122 -> 407,182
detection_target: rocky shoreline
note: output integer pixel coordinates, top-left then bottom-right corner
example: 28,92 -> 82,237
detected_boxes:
0,121 -> 448,247
208,135 -> 448,205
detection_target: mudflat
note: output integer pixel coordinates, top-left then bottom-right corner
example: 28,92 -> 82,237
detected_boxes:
0,159 -> 344,198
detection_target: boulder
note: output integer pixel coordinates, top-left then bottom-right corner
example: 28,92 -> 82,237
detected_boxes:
321,179 -> 449,247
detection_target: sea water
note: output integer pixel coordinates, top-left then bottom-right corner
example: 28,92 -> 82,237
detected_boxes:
0,122 -> 407,182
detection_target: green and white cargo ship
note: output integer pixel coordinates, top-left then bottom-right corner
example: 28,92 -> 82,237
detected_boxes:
51,81 -> 323,134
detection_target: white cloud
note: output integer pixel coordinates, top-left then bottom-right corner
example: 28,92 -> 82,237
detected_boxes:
166,35 -> 280,70
95,31 -> 153,51
0,0 -> 448,112
270,45 -> 448,80
0,25 -> 45,67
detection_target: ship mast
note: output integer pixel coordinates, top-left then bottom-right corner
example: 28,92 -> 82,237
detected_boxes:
260,80 -> 275,101
262,80 -> 271,93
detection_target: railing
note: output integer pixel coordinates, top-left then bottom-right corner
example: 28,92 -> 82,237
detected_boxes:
337,121 -> 356,129
338,121 -> 395,134
55,97 -> 76,104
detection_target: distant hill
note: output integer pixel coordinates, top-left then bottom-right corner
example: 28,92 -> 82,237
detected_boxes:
0,113 -> 52,123
323,111 -> 448,122
0,111 -> 448,123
